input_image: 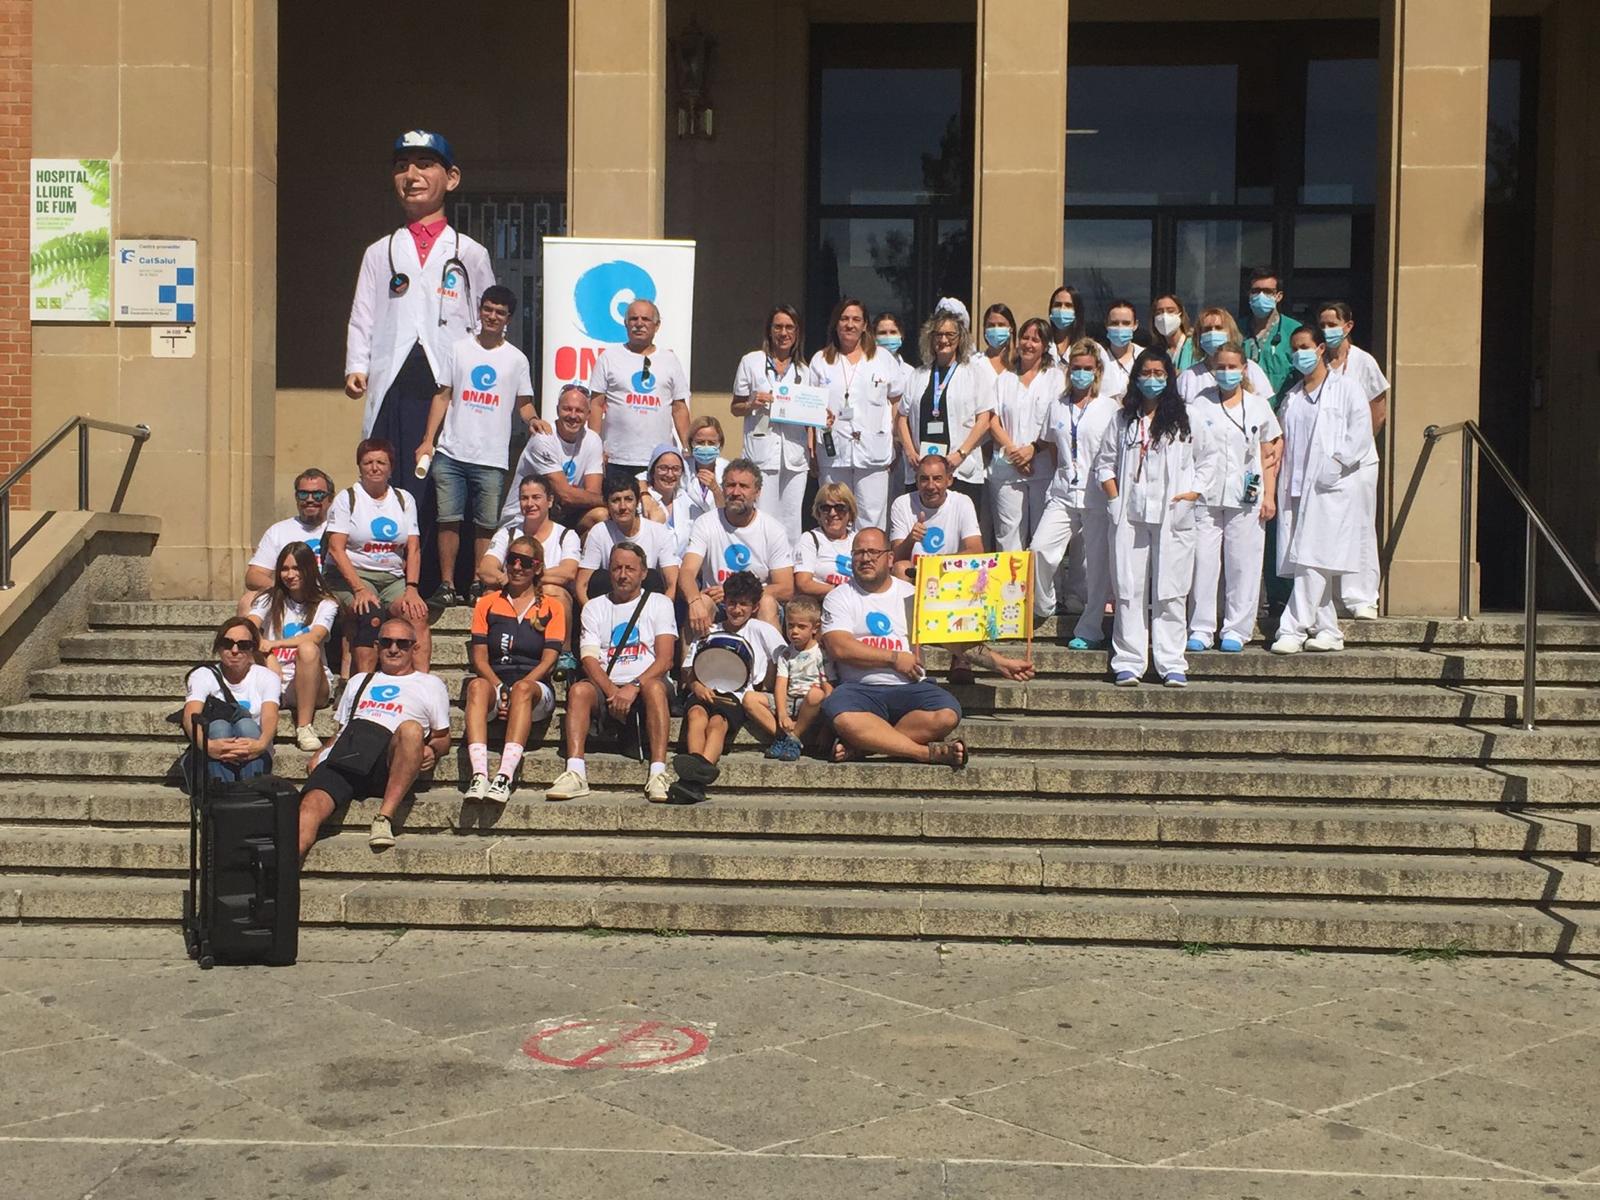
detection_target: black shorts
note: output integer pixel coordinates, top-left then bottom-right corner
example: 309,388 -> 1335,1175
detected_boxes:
303,758 -> 391,807
686,691 -> 746,733
604,461 -> 644,494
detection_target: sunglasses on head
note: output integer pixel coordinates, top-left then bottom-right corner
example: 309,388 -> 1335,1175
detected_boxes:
505,553 -> 539,570
296,489 -> 329,501
220,638 -> 256,652
377,636 -> 416,650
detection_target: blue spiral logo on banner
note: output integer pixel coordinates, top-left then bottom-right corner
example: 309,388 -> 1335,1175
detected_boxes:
371,517 -> 399,541
865,611 -> 892,636
370,685 -> 401,701
724,543 -> 752,571
574,260 -> 657,343
471,364 -> 498,390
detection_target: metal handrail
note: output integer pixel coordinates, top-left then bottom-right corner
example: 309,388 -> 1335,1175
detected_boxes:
0,416 -> 152,590
1423,420 -> 1600,730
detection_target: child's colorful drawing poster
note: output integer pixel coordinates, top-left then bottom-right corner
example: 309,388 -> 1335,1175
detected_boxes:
912,551 -> 1033,645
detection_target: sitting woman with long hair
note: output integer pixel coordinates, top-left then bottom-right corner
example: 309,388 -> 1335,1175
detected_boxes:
181,616 -> 281,782
248,540 -> 337,751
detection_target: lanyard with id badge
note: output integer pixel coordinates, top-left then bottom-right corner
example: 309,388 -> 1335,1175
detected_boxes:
921,365 -> 955,458
1125,414 -> 1154,521
1221,403 -> 1263,507
753,355 -> 797,440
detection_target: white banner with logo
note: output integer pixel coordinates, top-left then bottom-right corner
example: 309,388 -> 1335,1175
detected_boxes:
541,237 -> 696,418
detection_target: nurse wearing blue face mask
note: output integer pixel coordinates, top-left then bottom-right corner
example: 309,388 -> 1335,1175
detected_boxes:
1177,308 -> 1275,405
1098,300 -> 1145,401
1317,301 -> 1388,620
1243,267 -> 1303,394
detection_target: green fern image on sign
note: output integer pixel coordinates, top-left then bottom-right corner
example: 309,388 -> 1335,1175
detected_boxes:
30,158 -> 111,322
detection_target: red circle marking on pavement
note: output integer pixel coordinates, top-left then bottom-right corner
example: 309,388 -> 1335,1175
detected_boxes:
521,1019 -> 711,1070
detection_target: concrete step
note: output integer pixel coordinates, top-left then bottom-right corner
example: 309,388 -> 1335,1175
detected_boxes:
4,781 -> 1595,853
90,600 -> 1600,649
3,872 -> 1595,954
51,630 -> 1600,684
1,739 -> 1597,804
5,824 -> 1600,903
27,665 -> 1600,725
5,700 -> 1595,764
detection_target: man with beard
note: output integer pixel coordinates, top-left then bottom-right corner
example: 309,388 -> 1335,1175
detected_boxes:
679,458 -> 796,638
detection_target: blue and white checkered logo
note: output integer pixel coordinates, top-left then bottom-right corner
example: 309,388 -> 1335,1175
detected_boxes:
157,267 -> 196,323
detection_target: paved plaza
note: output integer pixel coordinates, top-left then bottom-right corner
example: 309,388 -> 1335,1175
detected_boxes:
1,926 -> 1598,1199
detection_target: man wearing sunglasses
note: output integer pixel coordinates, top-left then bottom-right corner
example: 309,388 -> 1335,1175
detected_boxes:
586,299 -> 691,493
239,468 -> 334,615
298,617 -> 452,856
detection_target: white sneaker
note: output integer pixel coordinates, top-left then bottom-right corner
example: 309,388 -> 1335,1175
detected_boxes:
644,772 -> 671,803
1305,631 -> 1345,652
546,769 -> 590,801
464,773 -> 491,801
1270,636 -> 1303,655
1352,603 -> 1380,620
294,725 -> 323,752
486,774 -> 513,805
368,814 -> 396,850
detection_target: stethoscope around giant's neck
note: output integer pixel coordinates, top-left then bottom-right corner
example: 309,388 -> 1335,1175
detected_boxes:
386,226 -> 472,327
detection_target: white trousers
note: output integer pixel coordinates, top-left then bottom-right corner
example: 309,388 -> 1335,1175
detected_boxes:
1278,567 -> 1342,645
820,463 -> 891,532
990,465 -> 1051,552
1111,521 -> 1188,677
1034,501 -> 1112,643
1336,460 -> 1381,610
1189,502 -> 1266,644
758,464 -> 808,546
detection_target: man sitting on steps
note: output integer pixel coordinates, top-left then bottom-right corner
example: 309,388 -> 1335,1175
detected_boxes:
239,467 -> 333,615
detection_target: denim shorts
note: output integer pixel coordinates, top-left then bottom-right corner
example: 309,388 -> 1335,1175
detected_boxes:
821,680 -> 962,725
433,452 -> 506,528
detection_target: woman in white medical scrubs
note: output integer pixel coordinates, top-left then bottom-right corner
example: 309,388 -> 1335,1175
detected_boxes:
1317,300 -> 1387,620
731,304 -> 810,543
809,297 -> 902,530
1099,299 -> 1145,401
989,317 -> 1060,551
898,298 -> 993,514
1177,308 -> 1273,402
1151,294 -> 1200,374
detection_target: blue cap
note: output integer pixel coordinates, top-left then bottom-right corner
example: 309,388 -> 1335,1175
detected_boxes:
392,129 -> 455,169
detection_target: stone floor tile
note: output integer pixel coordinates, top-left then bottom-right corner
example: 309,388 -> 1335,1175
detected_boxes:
1118,967 -> 1354,1020
1469,1032 -> 1600,1096
1277,989 -> 1559,1066
0,1141 -> 153,1200
384,1091 -> 726,1151
807,962 -> 1056,1011
0,1035 -> 200,1127
0,1079 -> 334,1143
1338,1068 -> 1600,1179
0,990 -> 107,1052
324,964 -> 611,1039
795,1010 -> 1093,1098
1164,1112 -> 1537,1179
597,1047 -> 923,1151
955,978 -> 1235,1054
774,1100 -> 1123,1164
0,925 -> 184,961
35,963 -> 306,1036
1125,1021 -> 1430,1110
1,955 -> 174,994
1395,965 -> 1600,1031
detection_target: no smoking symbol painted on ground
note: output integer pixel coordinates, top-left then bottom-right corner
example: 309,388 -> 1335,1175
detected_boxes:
521,1019 -> 710,1070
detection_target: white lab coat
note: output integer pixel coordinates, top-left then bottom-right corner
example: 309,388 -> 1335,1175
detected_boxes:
902,358 -> 993,484
1275,371 -> 1375,577
1094,412 -> 1216,602
344,226 -> 495,437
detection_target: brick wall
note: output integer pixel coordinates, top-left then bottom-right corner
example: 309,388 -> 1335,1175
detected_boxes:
0,0 -> 27,507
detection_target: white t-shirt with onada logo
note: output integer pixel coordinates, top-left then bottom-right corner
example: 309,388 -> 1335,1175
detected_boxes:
325,486 -> 418,577
486,520 -> 581,573
336,670 -> 452,737
435,335 -> 535,470
587,346 -> 691,468
247,594 -> 337,685
185,663 -> 284,736
580,517 -> 683,573
684,618 -> 787,699
684,510 -> 796,588
889,490 -> 981,559
503,427 -> 606,523
821,577 -> 916,688
249,516 -> 328,571
579,590 -> 678,685
795,529 -> 855,588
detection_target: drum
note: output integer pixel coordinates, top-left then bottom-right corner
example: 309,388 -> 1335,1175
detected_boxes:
695,632 -> 754,694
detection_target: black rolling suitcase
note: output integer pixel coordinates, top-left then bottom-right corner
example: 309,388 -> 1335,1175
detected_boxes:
181,724 -> 300,967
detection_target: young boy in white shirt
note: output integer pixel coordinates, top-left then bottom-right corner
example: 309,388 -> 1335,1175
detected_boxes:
743,593 -> 830,762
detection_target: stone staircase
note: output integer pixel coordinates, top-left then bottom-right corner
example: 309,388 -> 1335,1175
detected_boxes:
2,600 -> 1599,954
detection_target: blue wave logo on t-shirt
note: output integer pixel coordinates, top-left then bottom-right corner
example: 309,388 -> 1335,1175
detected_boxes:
724,543 -> 752,571
305,535 -> 322,556
563,459 -> 578,482
371,517 -> 399,541
369,684 -> 401,702
574,260 -> 657,343
609,621 -> 643,649
471,364 -> 498,391
631,368 -> 657,394
283,621 -> 308,638
834,554 -> 854,578
922,526 -> 946,553
865,611 -> 892,636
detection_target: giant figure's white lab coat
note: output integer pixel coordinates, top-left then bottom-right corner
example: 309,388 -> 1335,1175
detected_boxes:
1274,371 -> 1375,578
344,226 -> 495,437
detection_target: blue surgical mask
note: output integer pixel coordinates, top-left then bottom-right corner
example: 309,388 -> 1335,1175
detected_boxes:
1069,368 -> 1096,392
1049,307 -> 1075,329
1198,330 -> 1228,355
691,444 -> 720,466
1292,348 -> 1320,375
1249,291 -> 1278,318
1214,367 -> 1243,392
1320,325 -> 1346,350
1105,326 -> 1134,348
984,327 -> 1011,349
878,335 -> 902,354
1137,376 -> 1167,400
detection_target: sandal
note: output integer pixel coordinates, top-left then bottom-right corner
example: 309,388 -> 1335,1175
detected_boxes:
830,738 -> 864,764
926,739 -> 969,770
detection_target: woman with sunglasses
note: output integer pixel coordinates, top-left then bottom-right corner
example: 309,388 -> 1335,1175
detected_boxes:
181,617 -> 282,782
248,541 -> 337,752
462,536 -> 566,804
794,482 -> 859,599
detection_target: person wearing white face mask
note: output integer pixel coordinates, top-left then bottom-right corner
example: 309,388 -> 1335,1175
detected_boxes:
1270,326 -> 1375,655
1151,294 -> 1200,373
897,299 -> 994,517
989,317 -> 1061,553
1098,299 -> 1146,400
1095,349 -> 1218,687
1185,343 -> 1282,652
1032,340 -> 1120,647
1317,301 -> 1388,620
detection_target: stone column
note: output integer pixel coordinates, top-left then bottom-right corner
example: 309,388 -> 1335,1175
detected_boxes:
972,0 -> 1069,318
1374,0 -> 1491,615
567,0 -> 666,238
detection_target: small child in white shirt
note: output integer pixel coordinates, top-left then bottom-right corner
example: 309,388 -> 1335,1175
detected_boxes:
744,594 -> 831,761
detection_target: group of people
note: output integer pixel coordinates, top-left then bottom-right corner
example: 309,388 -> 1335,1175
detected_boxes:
179,128 -> 1388,860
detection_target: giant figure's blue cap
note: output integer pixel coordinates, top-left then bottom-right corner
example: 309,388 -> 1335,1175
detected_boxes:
392,129 -> 456,169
